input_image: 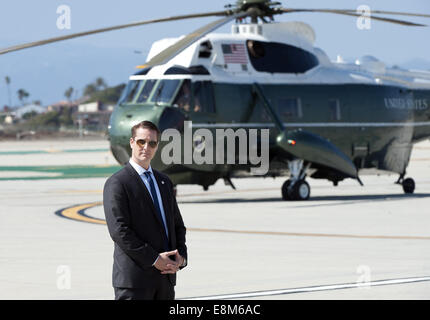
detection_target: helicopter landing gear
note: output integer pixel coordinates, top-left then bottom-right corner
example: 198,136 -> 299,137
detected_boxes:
281,160 -> 311,201
282,179 -> 310,200
402,178 -> 415,194
396,174 -> 415,194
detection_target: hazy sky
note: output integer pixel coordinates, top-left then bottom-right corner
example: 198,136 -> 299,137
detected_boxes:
0,0 -> 429,107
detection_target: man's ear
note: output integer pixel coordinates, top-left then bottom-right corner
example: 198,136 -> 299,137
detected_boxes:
129,137 -> 134,149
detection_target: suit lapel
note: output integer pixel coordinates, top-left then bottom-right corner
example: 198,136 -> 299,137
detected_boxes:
124,163 -> 164,228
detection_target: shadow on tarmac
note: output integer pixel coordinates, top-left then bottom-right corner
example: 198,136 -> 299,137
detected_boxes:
177,192 -> 430,205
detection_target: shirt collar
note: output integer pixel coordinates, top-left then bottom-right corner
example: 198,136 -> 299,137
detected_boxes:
129,159 -> 153,176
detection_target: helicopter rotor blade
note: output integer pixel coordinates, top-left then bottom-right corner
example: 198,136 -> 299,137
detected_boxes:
139,10 -> 252,69
0,10 -> 232,55
333,9 -> 430,19
280,8 -> 427,27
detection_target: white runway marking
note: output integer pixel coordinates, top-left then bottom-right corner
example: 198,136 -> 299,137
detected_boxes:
182,276 -> 430,300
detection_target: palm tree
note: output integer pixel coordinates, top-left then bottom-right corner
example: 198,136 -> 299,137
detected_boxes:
64,87 -> 74,101
5,76 -> 11,106
83,83 -> 97,97
95,77 -> 107,90
17,89 -> 29,105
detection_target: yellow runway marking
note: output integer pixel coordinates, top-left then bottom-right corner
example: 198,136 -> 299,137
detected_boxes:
57,202 -> 105,225
56,202 -> 430,240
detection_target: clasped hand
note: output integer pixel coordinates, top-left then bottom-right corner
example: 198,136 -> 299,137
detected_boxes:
154,249 -> 184,274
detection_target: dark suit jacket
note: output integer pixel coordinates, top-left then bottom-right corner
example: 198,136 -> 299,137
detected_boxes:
103,162 -> 187,288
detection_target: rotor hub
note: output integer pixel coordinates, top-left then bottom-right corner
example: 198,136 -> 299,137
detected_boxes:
228,0 -> 282,20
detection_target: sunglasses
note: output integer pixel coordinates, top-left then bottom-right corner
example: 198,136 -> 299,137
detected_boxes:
135,138 -> 158,148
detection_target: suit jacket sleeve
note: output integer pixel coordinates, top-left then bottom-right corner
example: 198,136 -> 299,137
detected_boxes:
103,176 -> 159,268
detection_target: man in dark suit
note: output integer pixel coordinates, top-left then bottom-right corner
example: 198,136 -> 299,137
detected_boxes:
103,120 -> 187,300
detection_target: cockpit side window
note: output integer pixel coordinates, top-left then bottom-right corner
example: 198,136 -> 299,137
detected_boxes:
247,40 -> 319,74
118,80 -> 141,105
151,79 -> 180,104
136,79 -> 157,103
173,80 -> 191,112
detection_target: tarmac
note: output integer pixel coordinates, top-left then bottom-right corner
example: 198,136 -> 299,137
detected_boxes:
1,138 -> 430,300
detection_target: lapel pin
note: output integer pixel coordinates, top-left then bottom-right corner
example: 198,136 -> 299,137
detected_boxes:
161,181 -> 165,184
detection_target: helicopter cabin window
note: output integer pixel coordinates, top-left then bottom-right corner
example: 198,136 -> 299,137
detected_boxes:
257,25 -> 263,35
173,80 -> 191,112
278,98 -> 302,120
198,41 -> 213,59
247,40 -> 319,74
151,79 -> 180,104
136,79 -> 157,103
192,81 -> 215,113
329,99 -> 341,121
118,80 -> 141,105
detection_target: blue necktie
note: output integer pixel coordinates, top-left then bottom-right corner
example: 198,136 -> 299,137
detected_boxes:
144,171 -> 169,250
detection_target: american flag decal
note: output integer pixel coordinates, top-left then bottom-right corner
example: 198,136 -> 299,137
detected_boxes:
222,43 -> 248,64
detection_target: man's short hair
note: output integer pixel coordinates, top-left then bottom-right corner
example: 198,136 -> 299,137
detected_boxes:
131,120 -> 161,141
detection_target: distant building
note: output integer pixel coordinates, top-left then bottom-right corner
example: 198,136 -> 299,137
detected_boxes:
74,100 -> 112,131
78,101 -> 101,113
47,100 -> 78,113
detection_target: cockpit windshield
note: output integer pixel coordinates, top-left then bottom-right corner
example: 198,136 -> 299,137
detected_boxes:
136,79 -> 157,103
118,80 -> 141,105
151,79 -> 180,104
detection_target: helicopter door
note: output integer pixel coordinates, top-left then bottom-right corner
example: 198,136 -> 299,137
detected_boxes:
191,81 -> 216,115
190,81 -> 217,169
172,79 -> 192,112
171,80 -> 217,171
172,79 -> 216,116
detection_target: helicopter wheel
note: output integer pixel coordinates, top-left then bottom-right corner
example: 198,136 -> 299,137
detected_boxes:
281,179 -> 292,200
292,180 -> 311,200
282,179 -> 310,201
402,178 -> 415,194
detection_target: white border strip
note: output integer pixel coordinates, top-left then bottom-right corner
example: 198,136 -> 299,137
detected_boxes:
182,276 -> 430,300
